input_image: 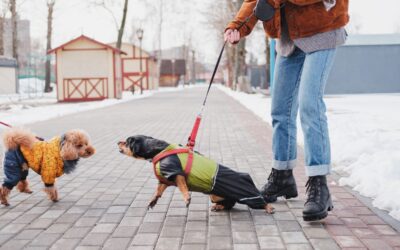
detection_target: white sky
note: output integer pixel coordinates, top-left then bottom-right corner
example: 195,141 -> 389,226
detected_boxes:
18,0 -> 400,64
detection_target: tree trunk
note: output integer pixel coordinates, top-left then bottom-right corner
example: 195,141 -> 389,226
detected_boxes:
10,0 -> 17,61
116,0 -> 129,50
265,37 -> 270,89
45,0 -> 55,93
233,0 -> 246,90
0,16 -> 4,55
157,0 -> 163,85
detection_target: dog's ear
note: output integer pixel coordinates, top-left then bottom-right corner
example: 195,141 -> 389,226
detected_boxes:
127,135 -> 168,160
61,140 -> 79,160
127,136 -> 143,157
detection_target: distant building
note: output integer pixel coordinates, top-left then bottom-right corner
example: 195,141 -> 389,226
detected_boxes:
2,18 -> 31,66
160,59 -> 186,87
47,35 -> 125,102
0,56 -> 18,94
108,42 -> 158,92
153,46 -> 191,85
326,34 -> 400,94
154,46 -> 189,60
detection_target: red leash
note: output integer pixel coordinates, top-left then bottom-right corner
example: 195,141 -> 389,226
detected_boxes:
154,17 -> 255,185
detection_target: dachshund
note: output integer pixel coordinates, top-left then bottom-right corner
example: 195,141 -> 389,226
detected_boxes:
118,135 -> 274,214
0,128 -> 95,206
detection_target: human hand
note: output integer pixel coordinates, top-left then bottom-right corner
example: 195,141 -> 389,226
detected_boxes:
224,29 -> 240,44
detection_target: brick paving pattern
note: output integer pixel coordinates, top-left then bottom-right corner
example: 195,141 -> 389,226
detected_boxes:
0,87 -> 399,249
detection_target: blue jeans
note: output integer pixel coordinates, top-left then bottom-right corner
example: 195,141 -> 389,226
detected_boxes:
271,47 -> 336,177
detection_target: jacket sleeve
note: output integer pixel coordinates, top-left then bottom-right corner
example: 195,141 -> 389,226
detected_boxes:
225,0 -> 260,38
287,0 -> 322,6
40,156 -> 57,186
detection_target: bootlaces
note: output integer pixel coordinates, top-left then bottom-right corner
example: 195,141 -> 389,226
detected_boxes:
305,177 -> 321,202
267,169 -> 277,183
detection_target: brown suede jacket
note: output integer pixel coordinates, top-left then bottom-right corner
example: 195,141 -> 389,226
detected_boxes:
226,0 -> 349,39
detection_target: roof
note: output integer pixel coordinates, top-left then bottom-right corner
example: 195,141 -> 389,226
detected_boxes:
47,35 -> 126,55
108,42 -> 157,60
0,56 -> 17,67
345,34 -> 400,46
160,59 -> 186,75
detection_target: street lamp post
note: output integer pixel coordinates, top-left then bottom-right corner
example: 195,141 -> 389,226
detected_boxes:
136,28 -> 144,95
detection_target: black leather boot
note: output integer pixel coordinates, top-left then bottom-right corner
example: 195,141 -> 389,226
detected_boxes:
303,175 -> 333,221
261,169 -> 298,202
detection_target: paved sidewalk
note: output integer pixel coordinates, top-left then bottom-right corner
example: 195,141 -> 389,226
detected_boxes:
0,87 -> 399,250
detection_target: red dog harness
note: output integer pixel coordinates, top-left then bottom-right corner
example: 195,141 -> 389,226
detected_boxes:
152,148 -> 194,186
152,115 -> 201,186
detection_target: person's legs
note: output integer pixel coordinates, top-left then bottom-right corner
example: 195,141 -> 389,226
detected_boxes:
261,48 -> 305,201
298,48 -> 336,221
271,48 -> 305,169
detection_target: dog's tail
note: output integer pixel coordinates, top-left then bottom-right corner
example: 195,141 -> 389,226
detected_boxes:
2,128 -> 37,150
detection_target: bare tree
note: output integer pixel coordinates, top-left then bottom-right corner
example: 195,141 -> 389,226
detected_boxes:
9,0 -> 17,60
0,0 -> 9,56
91,0 -> 129,50
202,0 -> 246,89
116,0 -> 128,49
44,0 -> 55,92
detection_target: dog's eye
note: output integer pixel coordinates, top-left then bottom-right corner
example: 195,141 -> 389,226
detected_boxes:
77,144 -> 83,148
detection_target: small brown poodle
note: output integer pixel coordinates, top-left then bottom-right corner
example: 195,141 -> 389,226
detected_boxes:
0,128 -> 95,206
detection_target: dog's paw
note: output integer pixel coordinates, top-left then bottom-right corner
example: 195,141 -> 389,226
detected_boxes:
211,204 -> 225,212
17,180 -> 33,194
265,204 -> 275,214
43,186 -> 59,202
0,187 -> 10,207
185,197 -> 191,208
148,195 -> 160,210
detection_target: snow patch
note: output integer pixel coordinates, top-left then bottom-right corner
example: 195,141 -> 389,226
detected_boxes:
219,85 -> 400,221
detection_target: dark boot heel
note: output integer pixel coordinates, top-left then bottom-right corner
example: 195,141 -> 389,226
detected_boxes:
283,186 -> 298,199
327,198 -> 334,211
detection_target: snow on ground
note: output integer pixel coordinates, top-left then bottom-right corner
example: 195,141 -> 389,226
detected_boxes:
0,78 -> 197,129
218,85 -> 400,220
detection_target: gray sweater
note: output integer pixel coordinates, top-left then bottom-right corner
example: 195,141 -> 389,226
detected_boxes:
276,0 -> 347,56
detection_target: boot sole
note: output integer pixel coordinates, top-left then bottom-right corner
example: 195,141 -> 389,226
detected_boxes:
264,186 -> 298,203
303,200 -> 334,222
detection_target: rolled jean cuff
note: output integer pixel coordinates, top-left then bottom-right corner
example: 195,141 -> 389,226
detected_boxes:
306,164 -> 331,177
273,159 -> 296,170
